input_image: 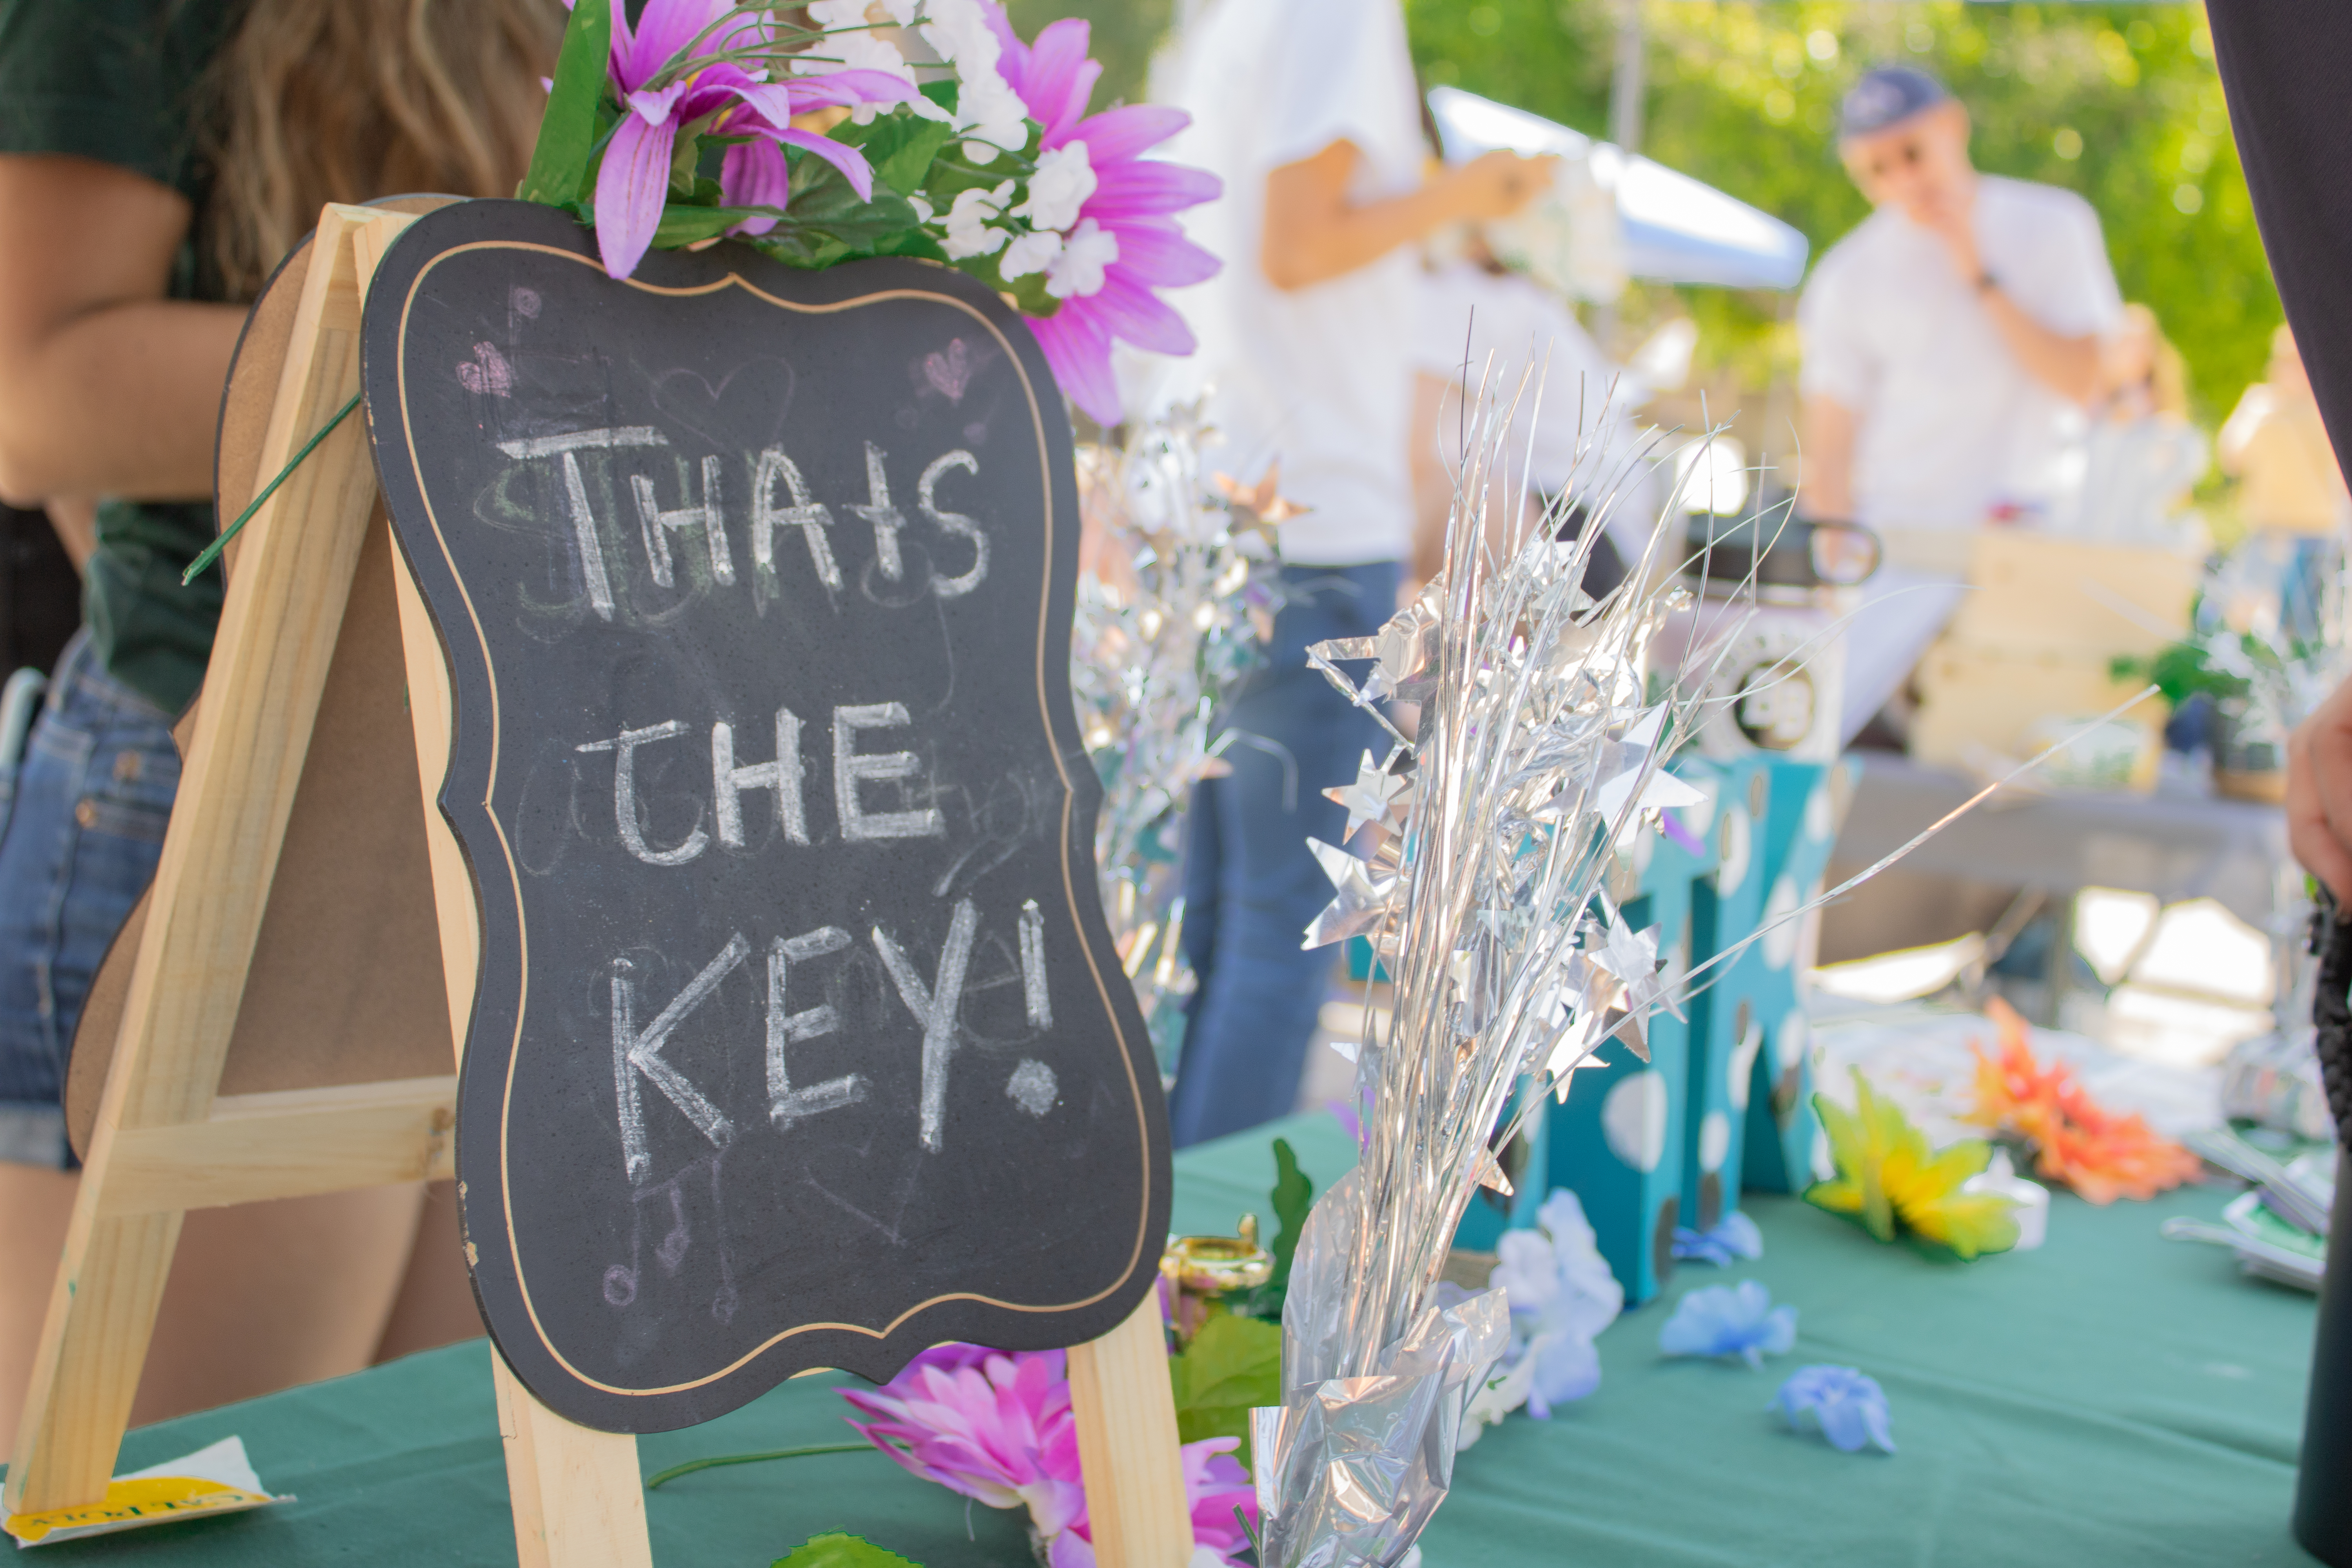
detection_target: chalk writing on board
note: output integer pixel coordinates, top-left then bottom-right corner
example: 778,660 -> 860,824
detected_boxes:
367,199 -> 1166,1434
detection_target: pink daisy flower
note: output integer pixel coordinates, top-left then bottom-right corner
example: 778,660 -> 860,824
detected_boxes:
978,5 -> 1223,425
842,1342 -> 1257,1566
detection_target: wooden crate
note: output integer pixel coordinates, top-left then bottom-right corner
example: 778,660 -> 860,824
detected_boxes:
1910,642 -> 2161,782
1945,533 -> 2199,659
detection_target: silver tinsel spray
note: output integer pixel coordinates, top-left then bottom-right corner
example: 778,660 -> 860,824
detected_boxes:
1249,378 -> 1763,1568
1071,403 -> 1285,1082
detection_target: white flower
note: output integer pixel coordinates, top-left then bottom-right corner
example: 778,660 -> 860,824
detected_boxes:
806,0 -> 877,27
909,193 -> 935,224
917,0 -> 1031,156
1456,1349 -> 1538,1450
918,0 -> 998,69
955,70 -> 1032,158
941,180 -> 1014,259
998,229 -> 1062,281
1016,142 -> 1096,232
1045,217 -> 1118,298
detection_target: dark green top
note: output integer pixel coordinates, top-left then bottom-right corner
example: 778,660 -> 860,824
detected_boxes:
0,0 -> 247,714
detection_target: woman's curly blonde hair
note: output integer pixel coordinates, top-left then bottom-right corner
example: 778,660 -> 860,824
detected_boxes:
198,0 -> 564,299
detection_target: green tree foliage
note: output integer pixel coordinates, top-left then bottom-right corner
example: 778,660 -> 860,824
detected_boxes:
1007,1 -> 2276,426
1407,2 -> 2278,426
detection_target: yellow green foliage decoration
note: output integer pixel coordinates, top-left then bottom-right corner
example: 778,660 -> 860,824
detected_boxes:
1806,1070 -> 2020,1261
773,1534 -> 923,1568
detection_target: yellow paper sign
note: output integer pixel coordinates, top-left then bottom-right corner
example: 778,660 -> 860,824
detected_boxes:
3,1436 -> 289,1548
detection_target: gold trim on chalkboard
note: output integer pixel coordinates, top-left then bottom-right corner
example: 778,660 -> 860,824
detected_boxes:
390,239 -> 1152,1402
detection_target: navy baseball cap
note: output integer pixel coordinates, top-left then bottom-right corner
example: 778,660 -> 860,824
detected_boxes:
1838,66 -> 1950,140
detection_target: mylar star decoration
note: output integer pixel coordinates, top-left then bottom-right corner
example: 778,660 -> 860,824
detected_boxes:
1210,462 -> 1310,550
1325,748 -> 1415,840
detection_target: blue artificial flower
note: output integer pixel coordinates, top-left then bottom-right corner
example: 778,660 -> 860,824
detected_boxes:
1772,1365 -> 1896,1454
1672,1210 -> 1765,1267
1489,1190 -> 1624,1417
1657,1280 -> 1797,1368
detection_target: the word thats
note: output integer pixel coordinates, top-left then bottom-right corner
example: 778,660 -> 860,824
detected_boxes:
495,428 -> 988,616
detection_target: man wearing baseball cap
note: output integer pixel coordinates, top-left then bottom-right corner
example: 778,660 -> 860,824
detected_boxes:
1797,65 -> 2123,559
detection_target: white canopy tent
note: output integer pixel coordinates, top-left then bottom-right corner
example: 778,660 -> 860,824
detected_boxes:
1427,85 -> 1811,292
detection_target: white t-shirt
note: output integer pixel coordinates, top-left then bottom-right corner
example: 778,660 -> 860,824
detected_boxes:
1414,261 -> 1630,500
1163,0 -> 1425,565
1798,175 -> 2123,530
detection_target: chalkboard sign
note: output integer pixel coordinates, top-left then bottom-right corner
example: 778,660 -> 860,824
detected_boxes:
361,199 -> 1168,1433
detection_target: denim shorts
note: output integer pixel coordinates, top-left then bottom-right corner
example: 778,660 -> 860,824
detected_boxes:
0,630 -> 180,1169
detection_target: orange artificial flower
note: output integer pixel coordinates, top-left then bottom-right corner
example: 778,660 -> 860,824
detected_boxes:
1964,998 -> 2202,1205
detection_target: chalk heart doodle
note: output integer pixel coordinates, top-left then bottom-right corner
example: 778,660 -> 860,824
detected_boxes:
364,200 -> 1167,1434
922,337 -> 975,403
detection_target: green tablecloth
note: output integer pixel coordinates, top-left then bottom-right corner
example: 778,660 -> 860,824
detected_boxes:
9,1113 -> 2322,1565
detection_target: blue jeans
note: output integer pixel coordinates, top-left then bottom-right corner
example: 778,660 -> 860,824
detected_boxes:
0,630 -> 180,1168
1169,561 -> 1399,1147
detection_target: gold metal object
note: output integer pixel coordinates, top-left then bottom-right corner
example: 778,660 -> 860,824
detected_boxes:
1160,1212 -> 1276,1297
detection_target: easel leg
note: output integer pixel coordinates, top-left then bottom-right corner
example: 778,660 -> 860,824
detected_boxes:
3,1210 -> 181,1511
491,1349 -> 652,1568
1067,1293 -> 1193,1568
6,202 -> 418,1515
391,487 -> 657,1568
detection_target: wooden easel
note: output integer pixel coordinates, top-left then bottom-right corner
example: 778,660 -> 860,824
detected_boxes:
6,203 -> 1192,1568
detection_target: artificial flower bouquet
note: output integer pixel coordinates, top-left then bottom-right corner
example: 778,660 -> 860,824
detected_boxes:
521,0 -> 1220,423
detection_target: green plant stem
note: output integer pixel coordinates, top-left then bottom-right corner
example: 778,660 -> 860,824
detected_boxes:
180,391 -> 363,586
643,1443 -> 877,1490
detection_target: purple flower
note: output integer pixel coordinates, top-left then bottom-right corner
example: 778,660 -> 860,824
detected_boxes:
593,0 -> 913,280
840,1342 -> 1259,1566
977,4 -> 1221,425
1657,1280 -> 1797,1369
1772,1365 -> 1896,1454
1672,1210 -> 1764,1267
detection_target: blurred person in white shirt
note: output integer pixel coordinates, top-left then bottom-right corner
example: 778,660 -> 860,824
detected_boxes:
1797,66 -> 2122,567
1410,239 -> 1647,595
1160,0 -> 1548,1145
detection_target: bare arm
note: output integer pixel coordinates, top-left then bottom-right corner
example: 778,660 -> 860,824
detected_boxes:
1262,142 -> 1550,293
1978,285 -> 2102,405
1922,211 -> 2102,407
44,496 -> 96,571
2290,674 -> 2352,902
1408,371 -> 1451,588
1798,394 -> 1859,521
0,155 -> 245,505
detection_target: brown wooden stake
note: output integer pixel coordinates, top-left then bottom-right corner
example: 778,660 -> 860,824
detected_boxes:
1067,1294 -> 1195,1568
389,479 -> 655,1568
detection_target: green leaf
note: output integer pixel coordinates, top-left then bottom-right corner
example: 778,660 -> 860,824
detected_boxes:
773,1534 -> 923,1568
750,166 -> 923,269
518,0 -> 612,205
1167,1311 -> 1282,1465
833,112 -> 957,199
1266,1138 -> 1313,1290
873,227 -> 949,262
651,206 -> 767,248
